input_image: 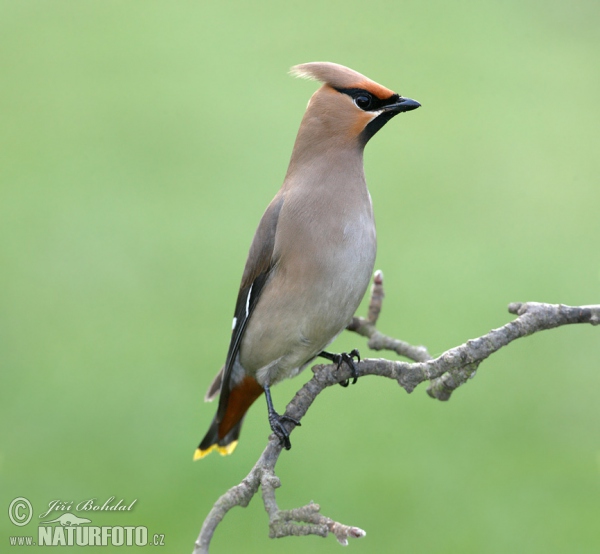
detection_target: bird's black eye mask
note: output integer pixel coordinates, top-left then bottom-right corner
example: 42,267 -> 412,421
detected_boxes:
334,87 -> 400,112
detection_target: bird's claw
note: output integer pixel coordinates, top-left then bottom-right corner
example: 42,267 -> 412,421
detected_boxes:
319,349 -> 361,387
268,411 -> 301,450
335,349 -> 361,387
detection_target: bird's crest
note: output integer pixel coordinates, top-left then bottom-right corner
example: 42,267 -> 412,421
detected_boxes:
290,62 -> 394,100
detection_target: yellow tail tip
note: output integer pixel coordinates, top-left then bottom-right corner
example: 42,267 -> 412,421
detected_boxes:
193,447 -> 211,461
193,440 -> 239,461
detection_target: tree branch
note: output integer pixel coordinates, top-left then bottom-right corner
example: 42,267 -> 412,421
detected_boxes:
194,271 -> 599,553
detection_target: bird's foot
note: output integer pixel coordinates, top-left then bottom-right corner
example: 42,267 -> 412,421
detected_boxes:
268,410 -> 301,450
319,349 -> 361,387
263,383 -> 300,450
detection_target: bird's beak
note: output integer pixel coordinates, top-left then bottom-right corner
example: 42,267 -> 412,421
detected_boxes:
383,97 -> 421,113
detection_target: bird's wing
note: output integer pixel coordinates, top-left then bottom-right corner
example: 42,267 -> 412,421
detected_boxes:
215,192 -> 285,423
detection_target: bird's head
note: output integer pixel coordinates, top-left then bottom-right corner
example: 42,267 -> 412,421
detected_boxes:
290,62 -> 420,148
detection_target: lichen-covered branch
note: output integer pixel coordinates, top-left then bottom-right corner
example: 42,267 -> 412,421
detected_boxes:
193,381 -> 365,554
194,271 -> 599,553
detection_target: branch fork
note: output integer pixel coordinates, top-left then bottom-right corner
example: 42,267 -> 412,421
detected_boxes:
194,271 -> 599,552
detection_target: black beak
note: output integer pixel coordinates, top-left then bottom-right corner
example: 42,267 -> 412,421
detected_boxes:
383,96 -> 421,113
361,94 -> 421,145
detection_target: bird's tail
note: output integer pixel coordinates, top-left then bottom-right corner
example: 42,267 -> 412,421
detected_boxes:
194,376 -> 264,460
194,415 -> 243,460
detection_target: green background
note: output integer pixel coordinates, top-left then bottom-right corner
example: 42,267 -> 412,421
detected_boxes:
1,1 -> 599,552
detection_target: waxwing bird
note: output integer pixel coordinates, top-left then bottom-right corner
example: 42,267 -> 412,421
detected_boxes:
195,62 -> 420,460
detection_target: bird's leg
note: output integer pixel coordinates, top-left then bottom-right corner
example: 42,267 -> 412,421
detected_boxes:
319,349 -> 361,387
264,384 -> 301,450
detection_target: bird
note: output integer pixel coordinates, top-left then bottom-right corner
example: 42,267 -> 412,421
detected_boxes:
194,62 -> 420,460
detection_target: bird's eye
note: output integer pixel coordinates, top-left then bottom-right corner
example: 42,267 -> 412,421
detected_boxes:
354,94 -> 373,111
